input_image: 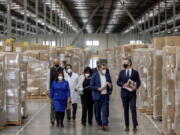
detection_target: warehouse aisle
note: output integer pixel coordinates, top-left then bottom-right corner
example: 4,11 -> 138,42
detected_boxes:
0,90 -> 162,135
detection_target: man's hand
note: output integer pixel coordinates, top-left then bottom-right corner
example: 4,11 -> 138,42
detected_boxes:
68,98 -> 71,103
131,86 -> 137,91
106,82 -> 112,88
123,83 -> 129,88
98,87 -> 106,91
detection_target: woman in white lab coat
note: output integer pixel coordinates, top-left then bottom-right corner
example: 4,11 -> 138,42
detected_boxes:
64,64 -> 79,121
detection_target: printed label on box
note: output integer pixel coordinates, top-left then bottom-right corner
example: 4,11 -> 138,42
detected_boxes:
7,72 -> 16,80
16,47 -> 22,52
5,46 -> 12,52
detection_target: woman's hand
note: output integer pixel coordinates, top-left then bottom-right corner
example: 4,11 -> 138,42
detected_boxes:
68,98 -> 71,103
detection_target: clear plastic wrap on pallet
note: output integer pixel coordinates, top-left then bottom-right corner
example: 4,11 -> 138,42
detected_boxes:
27,60 -> 49,96
7,104 -> 21,122
4,69 -> 21,89
165,36 -> 180,46
153,50 -> 163,120
153,37 -> 165,49
0,54 -> 6,127
132,49 -> 148,112
162,46 -> 176,134
4,53 -> 23,69
146,49 -> 154,114
39,50 -> 49,61
27,87 -> 40,96
174,50 -> 180,134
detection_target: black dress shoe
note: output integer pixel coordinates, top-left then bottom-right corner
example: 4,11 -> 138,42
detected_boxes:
125,127 -> 129,132
51,121 -> 55,126
61,124 -> 64,128
133,127 -> 137,132
56,123 -> 60,127
88,122 -> 92,126
81,122 -> 86,127
73,117 -> 76,121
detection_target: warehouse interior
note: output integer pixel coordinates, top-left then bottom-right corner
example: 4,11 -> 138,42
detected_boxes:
0,0 -> 180,135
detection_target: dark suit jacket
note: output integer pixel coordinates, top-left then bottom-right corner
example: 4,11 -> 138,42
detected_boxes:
92,67 -> 110,74
90,72 -> 113,100
117,69 -> 141,97
50,66 -> 63,88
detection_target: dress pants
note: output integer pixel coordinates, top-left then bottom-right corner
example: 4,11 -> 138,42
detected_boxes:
50,102 -> 56,123
55,112 -> 65,125
121,93 -> 138,127
81,96 -> 93,124
94,95 -> 109,126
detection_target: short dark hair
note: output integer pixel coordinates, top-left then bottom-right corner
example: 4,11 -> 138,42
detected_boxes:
124,58 -> 132,65
84,67 -> 93,75
55,72 -> 65,81
99,63 -> 107,68
65,64 -> 72,69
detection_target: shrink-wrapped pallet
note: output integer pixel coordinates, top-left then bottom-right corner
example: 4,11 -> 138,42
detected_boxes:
153,50 -> 163,120
146,49 -> 154,114
27,60 -> 49,96
165,36 -> 180,46
162,46 -> 176,135
174,51 -> 180,135
0,54 -> 6,127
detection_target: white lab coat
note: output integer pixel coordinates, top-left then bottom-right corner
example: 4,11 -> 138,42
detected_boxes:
64,72 -> 79,103
76,75 -> 85,95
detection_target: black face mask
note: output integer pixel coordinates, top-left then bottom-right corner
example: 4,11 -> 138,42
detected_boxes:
123,64 -> 128,69
55,65 -> 59,68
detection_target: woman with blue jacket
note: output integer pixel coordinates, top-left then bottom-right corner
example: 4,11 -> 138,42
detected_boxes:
50,72 -> 71,127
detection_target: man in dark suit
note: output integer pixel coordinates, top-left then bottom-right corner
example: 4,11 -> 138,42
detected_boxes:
117,58 -> 141,132
92,60 -> 110,74
90,64 -> 113,131
49,59 -> 63,126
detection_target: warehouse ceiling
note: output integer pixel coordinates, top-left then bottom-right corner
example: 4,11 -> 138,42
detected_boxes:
0,0 -> 180,36
61,0 -> 159,33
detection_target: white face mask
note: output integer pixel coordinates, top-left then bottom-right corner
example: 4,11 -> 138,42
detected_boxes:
58,76 -> 63,81
101,70 -> 106,75
67,69 -> 72,73
85,73 -> 90,78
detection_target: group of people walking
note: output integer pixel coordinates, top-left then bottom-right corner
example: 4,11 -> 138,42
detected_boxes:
49,58 -> 141,132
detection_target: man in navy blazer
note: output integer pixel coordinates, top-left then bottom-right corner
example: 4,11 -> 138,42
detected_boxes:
117,58 -> 141,132
90,64 -> 113,131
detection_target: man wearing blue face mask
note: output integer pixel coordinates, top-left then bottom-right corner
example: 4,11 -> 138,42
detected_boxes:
90,64 -> 113,131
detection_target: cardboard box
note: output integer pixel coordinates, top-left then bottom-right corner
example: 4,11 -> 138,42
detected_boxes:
7,104 -> 21,122
153,37 -> 165,49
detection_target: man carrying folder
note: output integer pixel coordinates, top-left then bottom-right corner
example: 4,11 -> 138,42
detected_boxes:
117,58 -> 141,132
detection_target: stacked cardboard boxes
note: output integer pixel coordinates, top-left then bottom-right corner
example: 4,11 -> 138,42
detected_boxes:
0,54 -> 6,128
153,37 -> 165,120
4,53 -> 26,123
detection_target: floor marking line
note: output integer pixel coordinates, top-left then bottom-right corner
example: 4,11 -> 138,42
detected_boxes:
15,103 -> 48,135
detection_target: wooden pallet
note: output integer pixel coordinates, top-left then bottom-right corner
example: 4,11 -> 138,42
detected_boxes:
162,131 -> 176,135
146,110 -> 153,115
28,95 -> 48,99
7,121 -> 22,126
152,116 -> 162,121
0,126 -> 6,130
138,108 -> 147,113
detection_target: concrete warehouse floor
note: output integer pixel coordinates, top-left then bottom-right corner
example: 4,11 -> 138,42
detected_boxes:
0,89 -> 162,135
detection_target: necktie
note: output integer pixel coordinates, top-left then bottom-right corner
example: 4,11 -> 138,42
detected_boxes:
127,70 -> 130,79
